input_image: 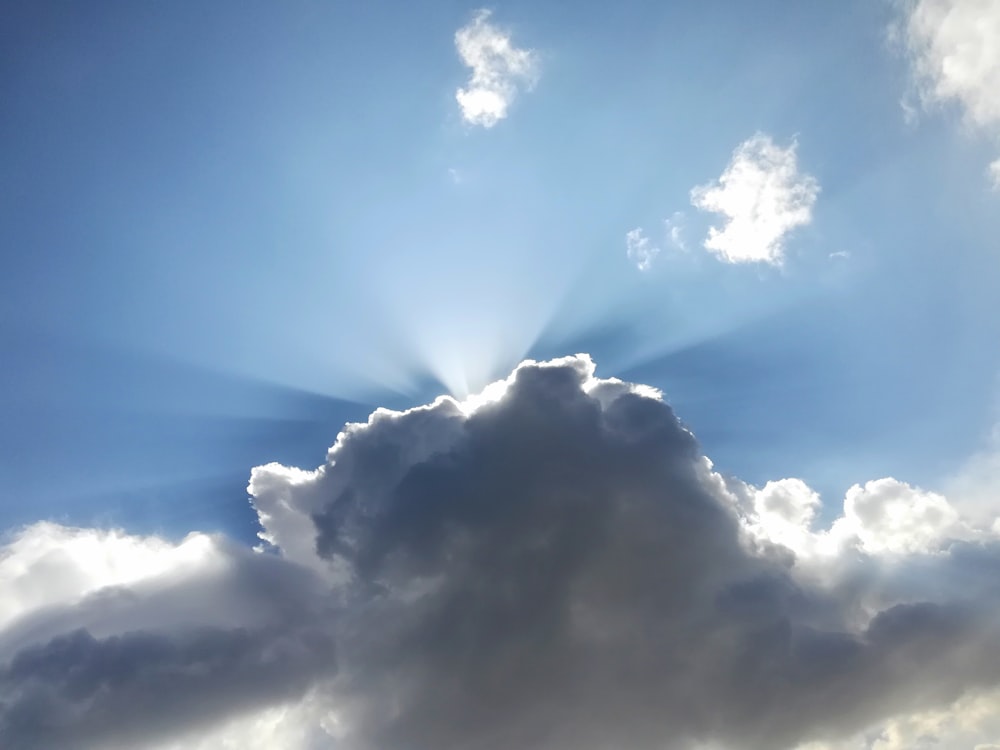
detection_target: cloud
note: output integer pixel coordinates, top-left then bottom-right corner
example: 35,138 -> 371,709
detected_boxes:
454,10 -> 538,127
943,423 -> 1000,528
625,214 -> 686,271
0,525 -> 334,749
691,133 -> 820,264
665,211 -> 688,251
3,356 -> 1000,748
249,356 -> 1000,750
1,624 -> 334,750
625,227 -> 660,271
0,523 -> 200,631
799,685 -> 1000,749
900,0 -> 1000,130
897,0 -> 1000,182
836,478 -> 963,555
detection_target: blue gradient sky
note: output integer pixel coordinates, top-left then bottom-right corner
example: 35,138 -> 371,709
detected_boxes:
3,0 -> 999,542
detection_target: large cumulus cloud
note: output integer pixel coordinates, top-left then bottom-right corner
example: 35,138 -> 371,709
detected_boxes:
2,355 -> 1000,749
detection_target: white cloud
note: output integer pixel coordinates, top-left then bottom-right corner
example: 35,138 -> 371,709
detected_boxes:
454,10 -> 538,127
901,0 -> 1000,129
991,157 -> 1000,189
835,478 -> 963,555
625,227 -> 660,271
691,133 -> 820,264
750,478 -> 822,554
747,475 -> 989,563
898,0 -> 1000,183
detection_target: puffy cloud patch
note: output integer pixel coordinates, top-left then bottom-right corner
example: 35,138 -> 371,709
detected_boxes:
835,478 -> 963,555
898,0 -> 1000,184
3,356 -> 1000,749
454,10 -> 538,127
691,133 -> 820,264
747,476 -> 986,581
750,478 -> 823,555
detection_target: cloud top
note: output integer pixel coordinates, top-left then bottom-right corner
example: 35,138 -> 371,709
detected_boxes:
454,10 -> 538,127
691,133 -> 820,264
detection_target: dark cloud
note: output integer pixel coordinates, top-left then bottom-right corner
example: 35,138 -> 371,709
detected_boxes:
3,356 -> 1000,749
0,537 -> 336,750
252,356 -> 1000,750
0,624 -> 334,750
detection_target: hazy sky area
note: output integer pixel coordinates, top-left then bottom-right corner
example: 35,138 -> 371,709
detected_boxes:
2,1 -> 1000,748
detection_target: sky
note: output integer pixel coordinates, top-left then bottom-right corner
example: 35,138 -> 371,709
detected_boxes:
1,0 -> 1000,748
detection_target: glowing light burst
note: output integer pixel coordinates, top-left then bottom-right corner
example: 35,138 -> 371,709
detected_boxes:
72,194 -> 803,427
403,312 -> 548,400
362,240 -> 577,401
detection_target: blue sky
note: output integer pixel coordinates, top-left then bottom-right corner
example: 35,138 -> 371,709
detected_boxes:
3,0 -> 998,539
3,2 -> 1000,748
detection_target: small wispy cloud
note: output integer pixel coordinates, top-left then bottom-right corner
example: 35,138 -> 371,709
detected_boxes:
897,0 -> 1000,188
665,211 -> 687,252
454,10 -> 538,128
690,133 -> 819,265
625,227 -> 660,272
625,213 -> 686,272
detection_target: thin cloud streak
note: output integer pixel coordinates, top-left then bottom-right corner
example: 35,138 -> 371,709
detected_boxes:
625,227 -> 660,271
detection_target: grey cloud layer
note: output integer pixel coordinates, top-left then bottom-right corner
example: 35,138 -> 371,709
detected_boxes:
0,538 -> 335,750
3,356 -> 1000,749
1,624 -> 334,750
250,357 -> 1000,750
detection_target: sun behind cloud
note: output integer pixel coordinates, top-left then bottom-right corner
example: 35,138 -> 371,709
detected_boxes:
4,357 -> 1000,749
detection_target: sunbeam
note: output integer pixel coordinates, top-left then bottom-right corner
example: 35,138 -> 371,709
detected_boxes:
4,1 -> 1000,748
